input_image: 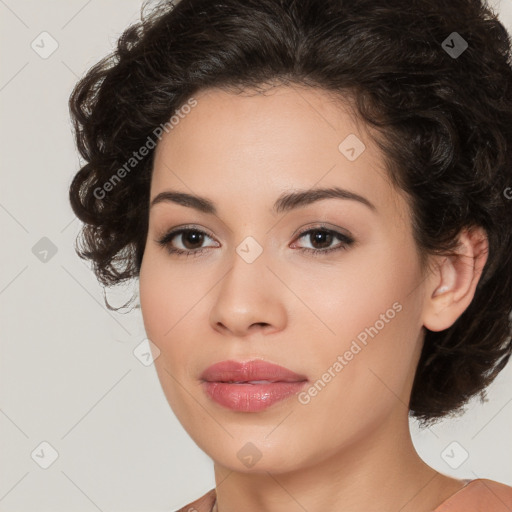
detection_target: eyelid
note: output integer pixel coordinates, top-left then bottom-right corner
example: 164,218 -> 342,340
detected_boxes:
291,222 -> 354,240
158,224 -> 217,241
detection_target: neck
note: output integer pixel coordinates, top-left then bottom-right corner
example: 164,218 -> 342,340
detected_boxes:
212,408 -> 463,512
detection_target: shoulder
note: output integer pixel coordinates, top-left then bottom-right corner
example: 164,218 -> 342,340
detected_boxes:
174,488 -> 216,512
435,478 -> 512,512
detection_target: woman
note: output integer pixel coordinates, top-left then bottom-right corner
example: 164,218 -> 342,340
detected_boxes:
68,0 -> 512,510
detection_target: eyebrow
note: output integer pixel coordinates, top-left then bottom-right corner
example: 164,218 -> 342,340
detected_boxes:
150,186 -> 377,215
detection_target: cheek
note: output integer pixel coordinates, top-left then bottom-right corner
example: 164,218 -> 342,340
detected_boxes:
139,250 -> 204,339
138,252 -> 186,372
292,240 -> 424,395
138,257 -> 169,342
290,294 -> 422,457
290,241 -> 421,340
138,254 -> 200,417
138,250 -> 216,385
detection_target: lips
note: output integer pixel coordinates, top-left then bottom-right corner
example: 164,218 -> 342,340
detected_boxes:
200,359 -> 308,412
200,359 -> 308,384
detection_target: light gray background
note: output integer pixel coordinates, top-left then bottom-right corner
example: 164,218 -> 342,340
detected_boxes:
1,1 -> 511,511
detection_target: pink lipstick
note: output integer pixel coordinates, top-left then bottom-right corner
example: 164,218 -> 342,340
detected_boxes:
200,359 -> 308,412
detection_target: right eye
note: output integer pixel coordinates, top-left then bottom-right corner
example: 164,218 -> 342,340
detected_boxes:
156,227 -> 219,257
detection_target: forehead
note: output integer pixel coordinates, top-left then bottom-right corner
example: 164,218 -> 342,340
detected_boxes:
150,85 -> 407,221
154,85 -> 365,162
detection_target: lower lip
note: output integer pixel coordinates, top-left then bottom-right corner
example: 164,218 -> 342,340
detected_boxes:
202,381 -> 308,412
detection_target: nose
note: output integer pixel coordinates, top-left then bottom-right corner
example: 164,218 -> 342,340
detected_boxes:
209,250 -> 287,338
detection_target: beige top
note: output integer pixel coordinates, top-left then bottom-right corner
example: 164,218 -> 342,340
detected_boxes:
175,478 -> 512,512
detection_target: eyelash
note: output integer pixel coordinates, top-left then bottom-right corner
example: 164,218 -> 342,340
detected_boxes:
156,224 -> 355,259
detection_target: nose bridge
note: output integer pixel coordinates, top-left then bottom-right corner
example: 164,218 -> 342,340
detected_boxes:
209,237 -> 286,335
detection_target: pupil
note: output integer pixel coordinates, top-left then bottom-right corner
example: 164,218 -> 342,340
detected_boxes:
312,230 -> 332,248
183,231 -> 204,249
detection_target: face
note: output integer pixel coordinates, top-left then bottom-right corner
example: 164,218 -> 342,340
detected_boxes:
139,85 -> 430,474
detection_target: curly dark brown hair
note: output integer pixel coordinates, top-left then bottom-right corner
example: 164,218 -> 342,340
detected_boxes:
68,0 -> 512,427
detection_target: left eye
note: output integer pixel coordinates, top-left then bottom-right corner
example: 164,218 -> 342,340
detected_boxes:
292,227 -> 355,254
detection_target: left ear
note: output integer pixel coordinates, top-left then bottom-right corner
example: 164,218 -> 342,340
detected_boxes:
422,226 -> 489,332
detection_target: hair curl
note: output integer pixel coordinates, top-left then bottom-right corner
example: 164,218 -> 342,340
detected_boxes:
68,0 -> 512,426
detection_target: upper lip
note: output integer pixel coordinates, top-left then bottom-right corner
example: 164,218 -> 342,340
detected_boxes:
200,359 -> 308,383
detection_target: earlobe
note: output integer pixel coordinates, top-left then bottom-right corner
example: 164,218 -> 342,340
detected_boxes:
422,227 -> 488,332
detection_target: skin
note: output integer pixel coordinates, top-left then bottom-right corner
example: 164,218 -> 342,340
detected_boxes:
138,85 -> 488,512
